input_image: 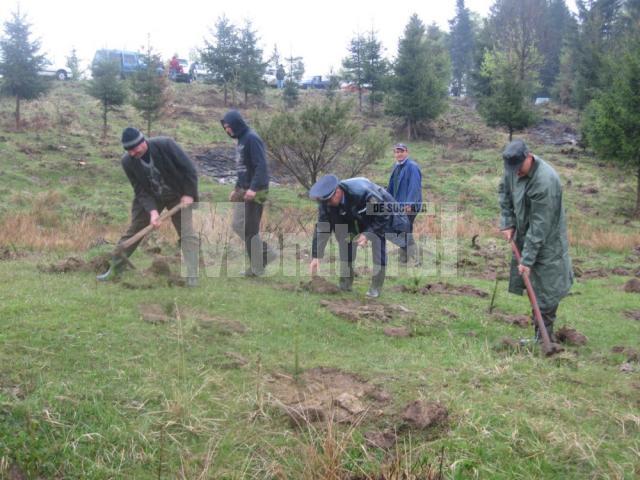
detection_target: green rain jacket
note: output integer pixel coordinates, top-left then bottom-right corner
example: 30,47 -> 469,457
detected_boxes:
499,156 -> 573,310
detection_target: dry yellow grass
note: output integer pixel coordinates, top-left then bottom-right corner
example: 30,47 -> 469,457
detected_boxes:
569,223 -> 640,253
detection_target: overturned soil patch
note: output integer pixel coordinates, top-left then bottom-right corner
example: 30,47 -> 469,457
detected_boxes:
398,282 -> 488,298
267,367 -> 391,426
0,246 -> 24,261
364,429 -> 398,450
179,307 -> 248,334
612,346 -> 640,363
282,277 -> 341,294
320,299 -> 412,324
38,255 -> 111,274
401,400 -> 449,430
492,311 -> 530,328
139,304 -> 173,324
383,326 -> 412,338
623,278 -> 640,293
528,118 -> 579,146
556,326 -> 588,346
624,310 -> 640,321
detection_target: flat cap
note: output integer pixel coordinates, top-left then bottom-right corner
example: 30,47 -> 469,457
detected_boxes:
309,174 -> 339,201
502,139 -> 529,172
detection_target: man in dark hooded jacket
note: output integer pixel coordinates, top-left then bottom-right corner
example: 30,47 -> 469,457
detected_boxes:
221,110 -> 277,276
499,139 -> 573,341
309,175 -> 410,298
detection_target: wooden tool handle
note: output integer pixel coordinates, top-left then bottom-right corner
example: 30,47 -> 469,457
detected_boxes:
118,203 -> 185,251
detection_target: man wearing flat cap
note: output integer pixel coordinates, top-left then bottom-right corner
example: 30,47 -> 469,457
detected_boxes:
498,139 -> 573,341
387,143 -> 422,265
97,127 -> 199,285
309,175 -> 411,298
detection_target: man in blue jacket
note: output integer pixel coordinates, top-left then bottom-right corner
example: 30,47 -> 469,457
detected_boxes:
221,110 -> 277,276
387,143 -> 422,265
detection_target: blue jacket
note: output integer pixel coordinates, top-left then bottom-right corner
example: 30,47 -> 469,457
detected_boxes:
222,110 -> 270,191
387,158 -> 422,211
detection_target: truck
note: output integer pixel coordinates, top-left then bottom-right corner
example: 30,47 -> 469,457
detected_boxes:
300,75 -> 331,89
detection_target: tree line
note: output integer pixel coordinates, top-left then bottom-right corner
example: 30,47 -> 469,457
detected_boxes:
1,1 -> 639,215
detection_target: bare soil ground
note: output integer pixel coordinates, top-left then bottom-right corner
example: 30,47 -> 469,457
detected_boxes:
320,299 -> 412,324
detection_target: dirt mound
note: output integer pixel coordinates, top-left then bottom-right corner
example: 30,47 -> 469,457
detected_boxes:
398,282 -> 488,298
492,311 -> 530,328
364,429 -> 397,449
180,307 -> 248,334
39,255 -> 111,274
145,258 -> 172,276
611,346 -> 640,362
623,278 -> 640,293
556,326 -> 588,346
401,400 -> 449,430
320,299 -> 412,324
268,367 -> 391,426
494,337 -> 522,351
283,277 -> 342,294
383,326 -> 412,338
139,304 -> 173,324
611,267 -> 640,277
624,310 -> 640,321
573,267 -> 609,280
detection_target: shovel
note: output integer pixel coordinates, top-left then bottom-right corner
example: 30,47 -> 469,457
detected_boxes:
111,203 -> 186,269
509,239 -> 563,356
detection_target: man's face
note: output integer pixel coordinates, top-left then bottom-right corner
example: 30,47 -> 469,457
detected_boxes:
517,154 -> 534,177
223,123 -> 234,138
394,148 -> 409,162
127,141 -> 148,159
327,187 -> 343,207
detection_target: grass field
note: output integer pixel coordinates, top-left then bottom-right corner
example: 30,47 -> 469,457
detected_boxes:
0,82 -> 639,479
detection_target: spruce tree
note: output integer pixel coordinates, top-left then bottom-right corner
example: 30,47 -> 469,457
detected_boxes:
201,16 -> 239,106
342,33 -> 367,111
362,30 -> 390,115
86,59 -> 127,138
237,20 -> 266,106
65,47 -> 81,81
448,0 -> 475,96
130,44 -> 168,135
386,15 -> 450,139
0,10 -> 50,130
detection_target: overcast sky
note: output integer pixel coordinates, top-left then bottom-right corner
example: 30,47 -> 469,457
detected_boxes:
1,0 -> 575,76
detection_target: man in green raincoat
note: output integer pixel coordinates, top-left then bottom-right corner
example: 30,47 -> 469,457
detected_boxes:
498,140 -> 573,341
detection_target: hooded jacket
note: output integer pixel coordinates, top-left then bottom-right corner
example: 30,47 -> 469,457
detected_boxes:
221,110 -> 270,191
499,156 -> 573,310
312,177 -> 410,259
121,137 -> 198,213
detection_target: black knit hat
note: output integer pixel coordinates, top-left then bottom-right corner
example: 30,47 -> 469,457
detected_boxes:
121,127 -> 145,150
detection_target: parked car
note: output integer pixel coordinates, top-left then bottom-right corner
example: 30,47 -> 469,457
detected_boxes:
300,75 -> 330,89
38,61 -> 72,80
189,61 -> 213,82
92,49 -> 163,79
263,68 -> 277,87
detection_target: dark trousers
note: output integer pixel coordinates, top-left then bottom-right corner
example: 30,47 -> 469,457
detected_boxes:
532,304 -> 558,338
335,225 -> 386,276
232,200 -> 275,273
118,196 -> 199,276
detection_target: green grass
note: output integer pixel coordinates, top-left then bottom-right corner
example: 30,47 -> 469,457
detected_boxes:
0,81 -> 639,478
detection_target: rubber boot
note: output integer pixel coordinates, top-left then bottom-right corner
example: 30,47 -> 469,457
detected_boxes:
96,256 -> 126,281
182,245 -> 199,288
366,267 -> 386,298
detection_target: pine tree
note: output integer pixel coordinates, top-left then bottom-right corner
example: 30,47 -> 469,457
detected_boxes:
362,29 -> 390,115
342,33 -> 367,111
478,50 -> 537,140
0,10 -> 50,130
282,54 -> 304,108
86,58 -> 127,138
130,44 -> 168,135
449,0 -> 475,96
65,47 -> 81,81
582,33 -> 640,217
201,16 -> 239,106
237,20 -> 266,106
386,15 -> 450,140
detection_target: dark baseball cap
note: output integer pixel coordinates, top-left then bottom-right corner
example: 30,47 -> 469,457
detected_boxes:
502,140 -> 529,172
309,174 -> 339,201
393,143 -> 408,151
